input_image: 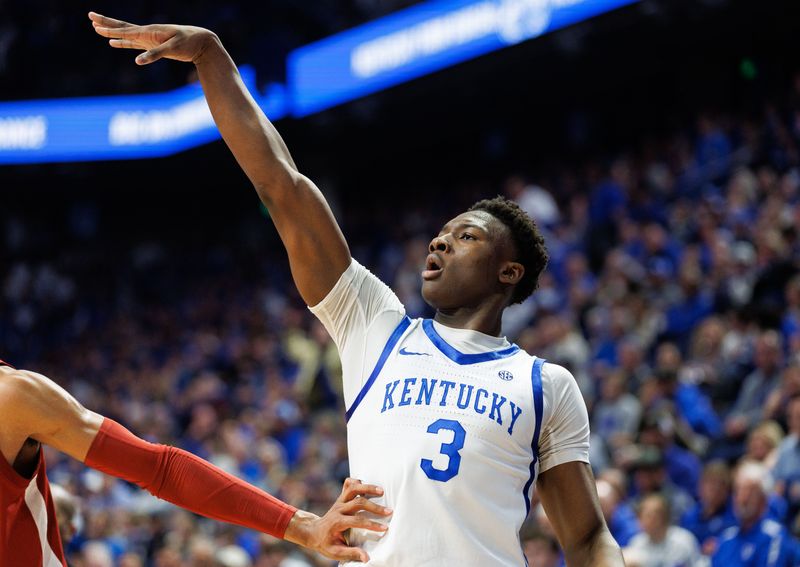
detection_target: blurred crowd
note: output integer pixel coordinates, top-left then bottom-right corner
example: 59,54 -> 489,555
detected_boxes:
3,14 -> 800,567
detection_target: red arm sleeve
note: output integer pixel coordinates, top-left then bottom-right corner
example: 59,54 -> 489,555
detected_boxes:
84,418 -> 296,538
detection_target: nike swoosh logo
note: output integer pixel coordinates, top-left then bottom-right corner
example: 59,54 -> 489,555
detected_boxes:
399,347 -> 431,356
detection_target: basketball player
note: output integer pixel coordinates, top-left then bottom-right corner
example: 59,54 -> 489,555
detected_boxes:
0,361 -> 390,566
90,12 -> 624,566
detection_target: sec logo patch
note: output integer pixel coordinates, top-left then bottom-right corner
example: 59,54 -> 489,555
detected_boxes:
498,370 -> 514,381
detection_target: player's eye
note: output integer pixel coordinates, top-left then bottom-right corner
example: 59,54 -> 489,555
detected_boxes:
460,232 -> 475,240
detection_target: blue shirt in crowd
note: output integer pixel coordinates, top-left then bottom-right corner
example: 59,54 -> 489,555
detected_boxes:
712,516 -> 799,567
674,382 -> 722,439
609,502 -> 641,547
681,499 -> 737,549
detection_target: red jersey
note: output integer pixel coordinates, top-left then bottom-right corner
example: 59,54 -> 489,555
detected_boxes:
0,359 -> 67,567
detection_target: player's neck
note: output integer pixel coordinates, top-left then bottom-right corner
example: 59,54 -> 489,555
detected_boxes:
433,305 -> 504,337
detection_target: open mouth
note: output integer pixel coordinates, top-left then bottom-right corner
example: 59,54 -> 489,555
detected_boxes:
422,254 -> 443,280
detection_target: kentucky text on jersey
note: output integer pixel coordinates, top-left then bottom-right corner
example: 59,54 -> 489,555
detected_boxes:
381,377 -> 524,436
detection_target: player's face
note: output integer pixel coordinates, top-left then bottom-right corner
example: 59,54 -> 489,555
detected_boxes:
421,210 -> 517,311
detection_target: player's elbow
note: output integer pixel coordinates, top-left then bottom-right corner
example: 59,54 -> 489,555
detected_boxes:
252,158 -> 304,206
563,521 -> 621,566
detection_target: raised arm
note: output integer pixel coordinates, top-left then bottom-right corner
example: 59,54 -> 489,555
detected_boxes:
536,462 -> 624,567
0,365 -> 389,562
89,12 -> 350,305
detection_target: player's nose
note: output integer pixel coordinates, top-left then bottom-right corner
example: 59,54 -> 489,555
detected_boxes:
429,236 -> 449,253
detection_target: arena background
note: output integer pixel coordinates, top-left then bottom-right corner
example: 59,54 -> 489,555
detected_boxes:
2,0 -> 800,565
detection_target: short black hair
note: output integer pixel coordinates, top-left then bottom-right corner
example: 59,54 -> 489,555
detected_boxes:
468,196 -> 549,304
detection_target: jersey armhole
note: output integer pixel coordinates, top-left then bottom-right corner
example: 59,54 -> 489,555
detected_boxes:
344,317 -> 412,423
522,357 -> 545,516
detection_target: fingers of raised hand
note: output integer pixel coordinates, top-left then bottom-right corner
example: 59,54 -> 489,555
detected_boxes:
135,38 -> 178,65
93,24 -> 145,41
108,38 -> 142,50
88,12 -> 134,29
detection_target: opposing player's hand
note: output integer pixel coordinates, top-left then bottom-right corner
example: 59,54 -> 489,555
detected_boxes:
89,12 -> 217,66
284,478 -> 392,563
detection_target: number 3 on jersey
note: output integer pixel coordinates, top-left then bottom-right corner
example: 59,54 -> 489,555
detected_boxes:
420,419 -> 466,482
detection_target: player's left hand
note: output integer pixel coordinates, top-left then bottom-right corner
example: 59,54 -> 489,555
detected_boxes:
283,477 -> 392,562
89,11 -> 218,66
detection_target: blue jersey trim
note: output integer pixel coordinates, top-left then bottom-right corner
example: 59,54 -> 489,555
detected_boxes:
523,357 -> 545,516
345,316 -> 412,423
421,319 -> 520,365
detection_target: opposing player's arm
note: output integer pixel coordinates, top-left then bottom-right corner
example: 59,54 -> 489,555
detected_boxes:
537,462 -> 624,567
89,13 -> 350,305
0,365 -> 389,562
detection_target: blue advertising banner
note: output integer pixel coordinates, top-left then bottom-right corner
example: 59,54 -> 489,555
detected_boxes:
287,0 -> 639,116
0,66 -> 277,164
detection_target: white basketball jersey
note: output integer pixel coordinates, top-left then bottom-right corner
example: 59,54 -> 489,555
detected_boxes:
343,317 -> 544,567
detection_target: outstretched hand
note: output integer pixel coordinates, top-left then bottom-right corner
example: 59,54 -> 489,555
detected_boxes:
89,12 -> 217,65
284,477 -> 392,563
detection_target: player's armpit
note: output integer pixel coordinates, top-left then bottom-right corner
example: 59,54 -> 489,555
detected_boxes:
536,461 -> 624,567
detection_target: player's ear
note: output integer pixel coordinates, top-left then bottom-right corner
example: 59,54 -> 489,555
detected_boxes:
499,261 -> 524,285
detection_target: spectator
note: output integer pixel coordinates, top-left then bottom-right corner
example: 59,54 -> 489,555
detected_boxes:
597,478 -> 641,547
504,175 -> 561,228
623,493 -> 704,567
774,395 -> 800,534
592,370 -> 642,449
616,336 -> 652,393
682,316 -> 741,409
782,276 -> 800,351
681,461 -> 737,556
626,445 -> 695,522
649,342 -> 722,443
712,461 -> 799,567
724,330 -> 784,442
662,264 -> 714,351
764,364 -> 800,424
586,159 -> 630,270
637,410 -> 702,498
521,528 -> 562,567
744,420 -> 784,470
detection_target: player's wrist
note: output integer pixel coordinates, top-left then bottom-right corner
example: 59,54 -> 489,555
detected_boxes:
191,31 -> 224,66
283,509 -> 321,549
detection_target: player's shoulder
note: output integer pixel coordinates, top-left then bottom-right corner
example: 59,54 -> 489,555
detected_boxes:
0,365 -> 30,409
539,360 -> 578,386
531,360 -> 584,408
0,366 -> 52,408
0,363 -> 25,387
